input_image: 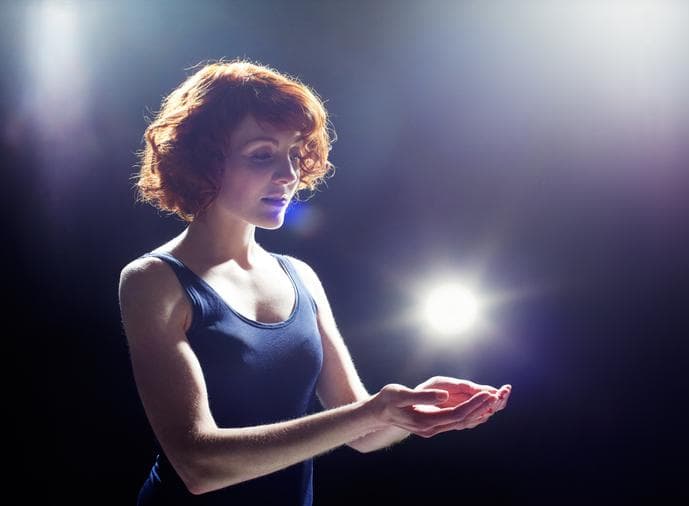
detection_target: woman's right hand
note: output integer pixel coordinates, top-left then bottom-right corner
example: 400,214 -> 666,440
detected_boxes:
366,383 -> 499,438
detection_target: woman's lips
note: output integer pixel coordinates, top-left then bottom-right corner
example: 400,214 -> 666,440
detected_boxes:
261,197 -> 288,207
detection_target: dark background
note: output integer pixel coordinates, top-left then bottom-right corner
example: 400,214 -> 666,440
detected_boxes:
4,0 -> 688,503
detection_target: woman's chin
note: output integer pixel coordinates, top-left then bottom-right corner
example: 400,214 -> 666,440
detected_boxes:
256,216 -> 286,230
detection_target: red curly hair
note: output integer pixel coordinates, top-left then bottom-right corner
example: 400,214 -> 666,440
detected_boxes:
136,59 -> 335,222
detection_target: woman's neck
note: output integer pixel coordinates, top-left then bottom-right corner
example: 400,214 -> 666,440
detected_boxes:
174,211 -> 262,269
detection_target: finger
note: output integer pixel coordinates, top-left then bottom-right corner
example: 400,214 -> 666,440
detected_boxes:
482,382 -> 511,396
412,392 -> 492,428
421,379 -> 504,399
405,396 -> 486,429
456,391 -> 496,416
465,394 -> 499,420
423,413 -> 488,435
468,396 -> 499,417
400,388 -> 449,407
415,376 -> 462,391
495,398 -> 506,412
478,384 -> 499,394
414,420 -> 462,438
450,380 -> 495,395
464,412 -> 492,426
464,382 -> 509,398
496,385 -> 511,411
465,408 -> 496,426
490,385 -> 508,405
405,390 -> 500,430
415,402 -> 499,436
461,416 -> 486,429
473,385 -> 510,413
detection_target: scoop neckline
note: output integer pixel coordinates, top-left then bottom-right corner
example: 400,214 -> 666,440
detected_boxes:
152,251 -> 299,329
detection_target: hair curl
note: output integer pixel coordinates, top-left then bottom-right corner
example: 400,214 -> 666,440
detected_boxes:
135,59 -> 335,222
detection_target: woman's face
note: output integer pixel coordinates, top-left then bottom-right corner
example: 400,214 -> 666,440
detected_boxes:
212,114 -> 303,230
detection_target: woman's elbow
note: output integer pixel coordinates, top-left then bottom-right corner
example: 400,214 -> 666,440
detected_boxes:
178,458 -> 241,496
180,450 -> 253,494
172,456 -> 212,495
169,445 -> 241,495
183,475 -> 208,496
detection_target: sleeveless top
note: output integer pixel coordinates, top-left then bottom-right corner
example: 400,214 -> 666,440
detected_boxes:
136,251 -> 323,506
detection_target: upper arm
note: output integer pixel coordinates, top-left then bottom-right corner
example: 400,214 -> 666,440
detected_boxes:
118,257 -> 216,483
287,256 -> 369,408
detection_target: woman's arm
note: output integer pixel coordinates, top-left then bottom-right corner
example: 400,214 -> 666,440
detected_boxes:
287,257 -> 422,452
289,257 -> 511,452
120,257 -> 488,495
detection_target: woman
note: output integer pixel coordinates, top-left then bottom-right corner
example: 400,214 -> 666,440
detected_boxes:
119,59 -> 511,505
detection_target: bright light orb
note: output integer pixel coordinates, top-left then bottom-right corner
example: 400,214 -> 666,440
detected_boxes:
423,283 -> 480,335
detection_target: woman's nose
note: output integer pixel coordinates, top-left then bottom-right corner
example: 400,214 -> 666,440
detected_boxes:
274,155 -> 299,184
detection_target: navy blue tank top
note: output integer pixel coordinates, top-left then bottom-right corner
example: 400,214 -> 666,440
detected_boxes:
136,251 -> 323,506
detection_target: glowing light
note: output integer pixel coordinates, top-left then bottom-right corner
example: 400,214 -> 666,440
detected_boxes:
21,0 -> 95,188
546,0 -> 685,105
422,282 -> 481,336
284,201 -> 324,238
26,1 -> 84,97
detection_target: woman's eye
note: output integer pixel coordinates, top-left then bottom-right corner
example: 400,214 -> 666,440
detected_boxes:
248,150 -> 301,164
250,151 -> 273,162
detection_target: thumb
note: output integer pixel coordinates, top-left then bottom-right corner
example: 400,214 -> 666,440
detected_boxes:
399,388 -> 449,406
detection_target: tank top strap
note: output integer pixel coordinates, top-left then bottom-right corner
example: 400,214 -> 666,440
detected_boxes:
272,254 -> 318,315
140,251 -> 206,332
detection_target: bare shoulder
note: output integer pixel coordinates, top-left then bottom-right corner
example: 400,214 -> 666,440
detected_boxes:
118,254 -> 191,337
282,255 -> 323,292
282,255 -> 336,317
119,255 -> 179,300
